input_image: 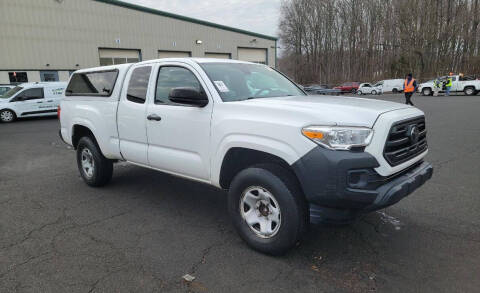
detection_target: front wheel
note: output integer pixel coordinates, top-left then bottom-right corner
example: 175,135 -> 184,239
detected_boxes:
228,164 -> 308,255
0,109 -> 16,123
464,87 -> 475,96
357,90 -> 363,95
371,90 -> 377,95
76,136 -> 113,187
422,88 -> 432,96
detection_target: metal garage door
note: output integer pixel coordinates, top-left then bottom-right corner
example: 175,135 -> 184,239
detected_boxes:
99,49 -> 140,66
205,53 -> 231,59
158,51 -> 191,58
237,48 -> 267,64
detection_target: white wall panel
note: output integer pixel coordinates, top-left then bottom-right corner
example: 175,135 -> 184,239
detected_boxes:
0,72 -> 9,84
0,0 -> 276,71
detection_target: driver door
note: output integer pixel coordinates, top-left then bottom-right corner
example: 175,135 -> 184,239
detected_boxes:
363,83 -> 371,93
146,62 -> 213,181
13,88 -> 44,116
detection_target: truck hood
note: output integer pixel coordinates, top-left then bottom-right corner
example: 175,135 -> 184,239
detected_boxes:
236,95 -> 411,127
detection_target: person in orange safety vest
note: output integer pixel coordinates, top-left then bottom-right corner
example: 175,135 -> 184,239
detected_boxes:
403,73 -> 418,106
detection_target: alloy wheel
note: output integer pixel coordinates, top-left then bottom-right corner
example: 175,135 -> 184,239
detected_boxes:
0,111 -> 14,122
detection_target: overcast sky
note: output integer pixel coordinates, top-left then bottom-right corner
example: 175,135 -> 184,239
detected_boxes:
123,0 -> 282,38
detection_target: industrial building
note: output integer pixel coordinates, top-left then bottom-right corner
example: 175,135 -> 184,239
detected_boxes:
0,0 -> 277,84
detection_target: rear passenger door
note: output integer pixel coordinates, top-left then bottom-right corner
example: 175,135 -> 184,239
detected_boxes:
13,88 -> 45,116
117,65 -> 153,165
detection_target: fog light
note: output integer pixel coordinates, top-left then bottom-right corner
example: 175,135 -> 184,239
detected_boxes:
347,170 -> 369,188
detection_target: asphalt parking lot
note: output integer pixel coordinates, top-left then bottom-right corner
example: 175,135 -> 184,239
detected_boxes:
1,93 -> 479,292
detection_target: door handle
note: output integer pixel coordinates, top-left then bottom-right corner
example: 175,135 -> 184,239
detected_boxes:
47,100 -> 53,102
147,114 -> 162,121
36,101 -> 43,103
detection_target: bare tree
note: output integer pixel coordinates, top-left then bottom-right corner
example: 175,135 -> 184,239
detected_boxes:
279,0 -> 480,84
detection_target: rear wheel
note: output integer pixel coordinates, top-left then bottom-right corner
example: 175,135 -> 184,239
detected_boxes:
228,164 -> 308,255
76,136 -> 113,187
392,88 -> 398,93
422,87 -> 432,96
0,109 -> 16,123
464,87 -> 475,96
351,88 -> 357,94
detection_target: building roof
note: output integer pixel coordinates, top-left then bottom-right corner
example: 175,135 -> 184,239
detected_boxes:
94,0 -> 278,41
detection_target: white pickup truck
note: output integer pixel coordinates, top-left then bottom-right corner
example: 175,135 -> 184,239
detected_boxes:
59,58 -> 433,255
418,75 -> 480,96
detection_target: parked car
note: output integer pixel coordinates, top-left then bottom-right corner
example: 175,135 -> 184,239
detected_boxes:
0,82 -> 67,122
304,84 -> 341,95
357,83 -> 382,95
59,58 -> 433,255
0,85 -> 15,96
418,75 -> 480,96
334,82 -> 360,94
374,79 -> 404,93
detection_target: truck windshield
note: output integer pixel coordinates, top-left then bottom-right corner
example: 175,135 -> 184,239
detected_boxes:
200,63 -> 305,101
1,86 -> 23,99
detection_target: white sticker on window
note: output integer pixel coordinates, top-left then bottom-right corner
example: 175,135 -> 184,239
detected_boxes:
214,80 -> 229,92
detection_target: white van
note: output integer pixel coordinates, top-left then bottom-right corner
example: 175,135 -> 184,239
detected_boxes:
374,79 -> 404,93
0,82 -> 67,122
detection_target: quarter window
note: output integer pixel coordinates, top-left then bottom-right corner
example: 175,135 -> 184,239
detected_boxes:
155,66 -> 203,104
65,70 -> 118,97
127,66 -> 152,104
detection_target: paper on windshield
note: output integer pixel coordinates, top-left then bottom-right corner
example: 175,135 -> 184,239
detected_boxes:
214,81 -> 230,92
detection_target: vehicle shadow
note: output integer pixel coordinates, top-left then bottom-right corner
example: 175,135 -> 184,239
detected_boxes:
106,163 -> 408,291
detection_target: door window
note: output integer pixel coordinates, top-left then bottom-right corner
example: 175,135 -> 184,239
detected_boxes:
17,88 -> 44,101
155,66 -> 203,104
126,66 -> 152,104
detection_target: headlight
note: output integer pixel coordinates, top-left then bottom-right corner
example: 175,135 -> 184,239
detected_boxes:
302,126 -> 373,150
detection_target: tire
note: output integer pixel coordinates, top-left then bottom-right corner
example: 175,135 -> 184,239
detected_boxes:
371,90 -> 377,95
228,164 -> 308,255
357,90 -> 363,95
464,87 -> 475,96
392,88 -> 398,93
0,109 -> 16,123
76,136 -> 113,187
351,89 -> 357,94
422,87 -> 432,96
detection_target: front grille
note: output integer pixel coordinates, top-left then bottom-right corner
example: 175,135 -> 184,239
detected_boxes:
383,116 -> 427,166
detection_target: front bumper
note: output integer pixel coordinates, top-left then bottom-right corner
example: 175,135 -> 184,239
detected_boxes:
291,147 -> 433,223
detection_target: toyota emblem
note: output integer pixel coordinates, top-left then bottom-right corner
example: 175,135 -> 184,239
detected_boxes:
408,125 -> 420,144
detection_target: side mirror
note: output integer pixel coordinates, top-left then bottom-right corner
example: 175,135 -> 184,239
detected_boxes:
168,87 -> 208,107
